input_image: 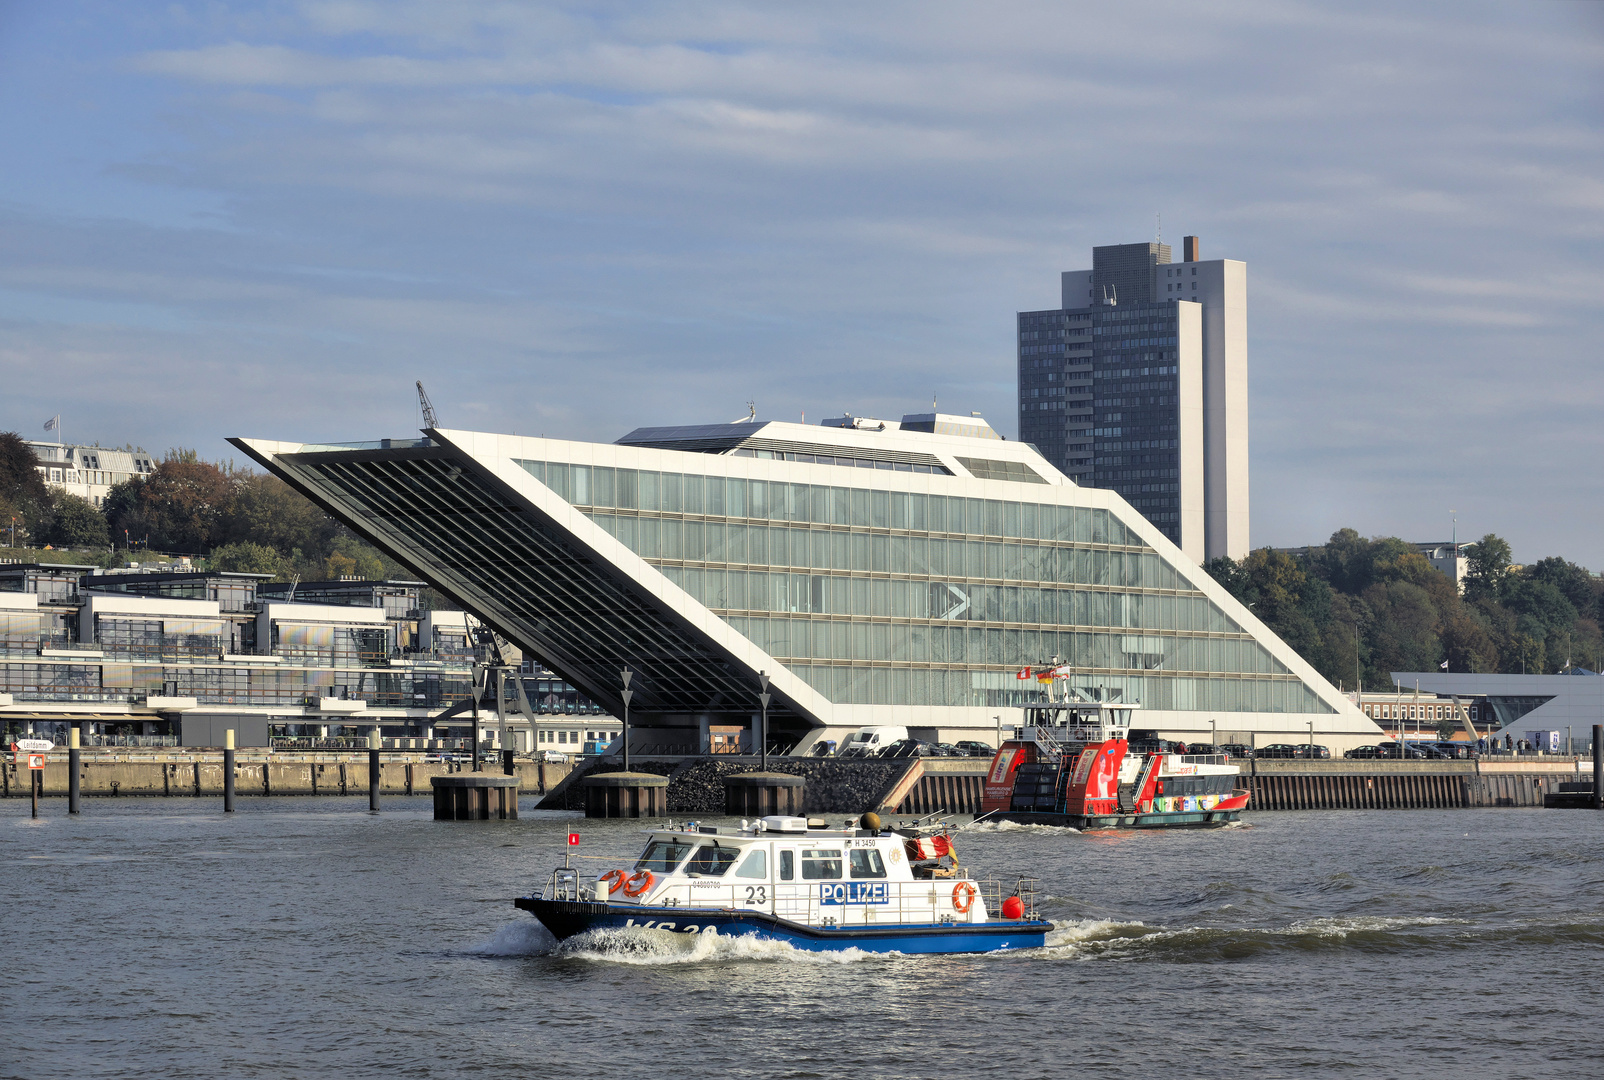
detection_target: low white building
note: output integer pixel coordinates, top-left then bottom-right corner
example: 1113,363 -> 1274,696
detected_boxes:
26,440 -> 157,508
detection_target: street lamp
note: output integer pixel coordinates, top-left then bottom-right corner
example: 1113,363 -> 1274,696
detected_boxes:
620,668 -> 633,772
758,671 -> 771,771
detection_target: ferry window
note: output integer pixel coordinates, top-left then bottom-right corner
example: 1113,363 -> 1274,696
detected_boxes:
779,851 -> 794,880
635,840 -> 694,873
735,850 -> 768,879
849,849 -> 886,879
801,849 -> 842,880
686,845 -> 740,877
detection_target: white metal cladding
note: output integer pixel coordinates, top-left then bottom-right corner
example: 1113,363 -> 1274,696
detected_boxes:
235,426 -> 1375,743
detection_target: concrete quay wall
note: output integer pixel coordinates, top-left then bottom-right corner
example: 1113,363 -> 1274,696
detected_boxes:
1,753 -> 576,799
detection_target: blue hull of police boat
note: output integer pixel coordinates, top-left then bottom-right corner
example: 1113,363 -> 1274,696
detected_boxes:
515,898 -> 1051,954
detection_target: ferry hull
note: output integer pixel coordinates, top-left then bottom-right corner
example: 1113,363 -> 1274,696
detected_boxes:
515,898 -> 1052,954
989,807 -> 1244,829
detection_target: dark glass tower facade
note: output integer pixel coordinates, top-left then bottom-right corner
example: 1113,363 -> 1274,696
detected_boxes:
1019,241 -> 1211,561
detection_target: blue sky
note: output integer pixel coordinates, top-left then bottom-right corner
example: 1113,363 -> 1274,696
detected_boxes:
2,1 -> 1601,564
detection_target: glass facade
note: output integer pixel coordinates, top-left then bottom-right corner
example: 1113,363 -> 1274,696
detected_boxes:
518,459 -> 1332,715
1020,302 -> 1185,546
1089,302 -> 1183,542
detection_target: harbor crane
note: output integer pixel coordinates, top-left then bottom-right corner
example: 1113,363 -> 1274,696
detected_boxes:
416,380 -> 438,429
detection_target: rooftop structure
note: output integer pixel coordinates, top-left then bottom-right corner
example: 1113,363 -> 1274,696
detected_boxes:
233,418 -> 1381,753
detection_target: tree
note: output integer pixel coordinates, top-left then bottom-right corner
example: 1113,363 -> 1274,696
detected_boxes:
208,541 -> 283,576
224,473 -> 338,561
47,493 -> 109,548
0,431 -> 52,537
1524,556 -> 1600,617
108,454 -> 235,553
1465,534 -> 1513,600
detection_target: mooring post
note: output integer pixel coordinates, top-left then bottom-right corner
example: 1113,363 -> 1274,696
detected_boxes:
369,728 -> 381,812
69,724 -> 82,815
31,764 -> 39,819
1593,724 -> 1601,811
223,728 -> 236,813
502,748 -> 515,777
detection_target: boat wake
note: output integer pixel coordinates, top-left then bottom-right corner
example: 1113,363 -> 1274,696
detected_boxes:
963,820 -> 1081,835
556,927 -> 883,966
467,920 -> 559,956
466,921 -> 888,965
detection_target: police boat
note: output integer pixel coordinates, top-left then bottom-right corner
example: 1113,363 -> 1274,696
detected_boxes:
515,813 -> 1051,954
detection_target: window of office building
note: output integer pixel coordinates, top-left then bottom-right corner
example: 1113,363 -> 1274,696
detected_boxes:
514,459 -> 1331,715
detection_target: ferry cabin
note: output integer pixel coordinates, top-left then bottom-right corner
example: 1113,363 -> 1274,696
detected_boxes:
594,820 -> 989,927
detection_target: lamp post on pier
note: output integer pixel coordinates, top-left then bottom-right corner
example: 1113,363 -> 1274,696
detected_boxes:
620,668 -> 633,773
758,671 -> 770,771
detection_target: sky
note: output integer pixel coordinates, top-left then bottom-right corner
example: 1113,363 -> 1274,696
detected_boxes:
1,1 -> 1601,565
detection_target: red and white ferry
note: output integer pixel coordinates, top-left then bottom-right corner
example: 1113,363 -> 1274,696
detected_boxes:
980,698 -> 1251,829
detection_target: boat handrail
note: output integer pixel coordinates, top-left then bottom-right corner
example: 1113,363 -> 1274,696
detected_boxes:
544,869 -> 1010,925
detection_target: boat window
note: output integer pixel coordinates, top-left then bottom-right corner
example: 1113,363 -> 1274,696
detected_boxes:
634,840 -> 694,873
779,850 -> 794,881
735,849 -> 768,879
849,848 -> 887,879
685,844 -> 740,877
801,849 -> 842,880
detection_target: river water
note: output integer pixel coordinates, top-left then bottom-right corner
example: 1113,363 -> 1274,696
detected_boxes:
3,796 -> 1601,1079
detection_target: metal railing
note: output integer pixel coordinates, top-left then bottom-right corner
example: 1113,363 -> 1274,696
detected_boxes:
551,871 -> 1013,926
82,735 -> 178,747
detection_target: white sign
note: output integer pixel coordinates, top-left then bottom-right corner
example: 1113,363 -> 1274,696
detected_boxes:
14,739 -> 54,753
27,754 -> 46,770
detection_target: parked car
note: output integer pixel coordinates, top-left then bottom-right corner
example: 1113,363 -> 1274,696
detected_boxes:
1344,744 -> 1383,759
1298,744 -> 1332,760
539,750 -> 569,763
1179,743 -> 1223,757
1218,743 -> 1254,760
932,743 -> 961,757
953,740 -> 995,758
1256,743 -> 1301,759
880,739 -> 939,759
1376,742 -> 1426,760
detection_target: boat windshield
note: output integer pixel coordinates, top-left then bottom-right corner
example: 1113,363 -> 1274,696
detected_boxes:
685,844 -> 740,877
635,840 -> 695,873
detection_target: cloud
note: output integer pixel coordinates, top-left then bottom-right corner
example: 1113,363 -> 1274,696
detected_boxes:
2,0 -> 1602,566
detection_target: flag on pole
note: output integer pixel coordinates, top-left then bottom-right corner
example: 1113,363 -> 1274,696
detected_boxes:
43,415 -> 59,432
1439,660 -> 1449,670
1015,666 -> 1032,681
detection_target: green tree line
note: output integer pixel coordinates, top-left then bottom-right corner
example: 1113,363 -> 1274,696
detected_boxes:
1,431 -> 405,582
1205,529 -> 1604,682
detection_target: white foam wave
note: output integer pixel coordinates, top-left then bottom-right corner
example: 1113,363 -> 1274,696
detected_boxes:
1285,915 -> 1467,937
963,819 -> 1081,835
556,926 -> 883,966
468,920 -> 558,956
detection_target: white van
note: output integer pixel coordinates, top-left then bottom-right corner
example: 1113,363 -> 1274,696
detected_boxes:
838,725 -> 910,758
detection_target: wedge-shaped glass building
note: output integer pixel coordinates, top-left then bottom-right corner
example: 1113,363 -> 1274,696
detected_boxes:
234,415 -> 1379,752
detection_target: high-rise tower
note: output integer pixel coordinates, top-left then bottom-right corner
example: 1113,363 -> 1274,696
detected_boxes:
1018,235 -> 1248,562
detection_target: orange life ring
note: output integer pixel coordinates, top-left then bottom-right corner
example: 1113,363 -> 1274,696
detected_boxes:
622,870 -> 656,897
598,869 -> 629,895
951,881 -> 977,914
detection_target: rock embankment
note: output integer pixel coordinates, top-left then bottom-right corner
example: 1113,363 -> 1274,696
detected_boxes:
544,757 -> 912,814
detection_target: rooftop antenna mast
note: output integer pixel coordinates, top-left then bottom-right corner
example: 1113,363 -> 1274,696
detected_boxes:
416,381 -> 438,429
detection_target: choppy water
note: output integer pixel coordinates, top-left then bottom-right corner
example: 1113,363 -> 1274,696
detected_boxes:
3,797 -> 1601,1079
